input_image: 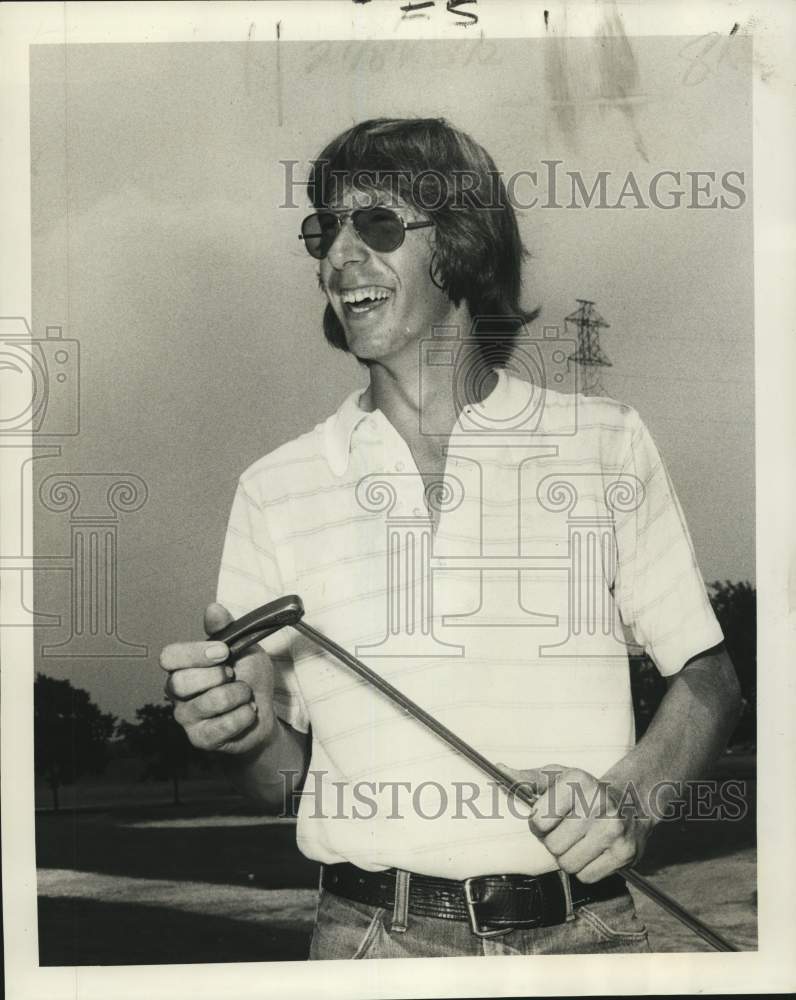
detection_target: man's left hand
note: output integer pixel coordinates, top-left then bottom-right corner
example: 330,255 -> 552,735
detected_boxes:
499,763 -> 653,884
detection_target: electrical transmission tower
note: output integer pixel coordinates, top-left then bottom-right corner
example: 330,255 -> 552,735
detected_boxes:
566,299 -> 612,396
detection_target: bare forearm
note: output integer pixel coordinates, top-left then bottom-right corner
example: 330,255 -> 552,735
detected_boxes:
603,644 -> 742,822
510,646 -> 742,882
219,714 -> 309,813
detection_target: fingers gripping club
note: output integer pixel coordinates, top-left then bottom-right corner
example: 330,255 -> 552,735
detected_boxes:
209,596 -> 738,952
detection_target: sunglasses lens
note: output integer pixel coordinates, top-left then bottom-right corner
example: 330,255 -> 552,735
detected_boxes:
301,213 -> 340,259
355,207 -> 404,253
301,208 -> 410,258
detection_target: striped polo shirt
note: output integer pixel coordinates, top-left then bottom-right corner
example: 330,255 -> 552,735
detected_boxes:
217,369 -> 723,879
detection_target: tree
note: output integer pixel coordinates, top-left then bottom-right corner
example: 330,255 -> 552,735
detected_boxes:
708,579 -> 756,748
629,581 -> 757,749
34,673 -> 117,810
117,701 -> 212,804
629,653 -> 667,740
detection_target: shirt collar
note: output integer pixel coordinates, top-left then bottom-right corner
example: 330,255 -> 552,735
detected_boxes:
322,368 -> 517,476
322,385 -> 372,477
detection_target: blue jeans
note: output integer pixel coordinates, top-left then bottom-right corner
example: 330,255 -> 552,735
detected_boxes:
308,886 -> 652,959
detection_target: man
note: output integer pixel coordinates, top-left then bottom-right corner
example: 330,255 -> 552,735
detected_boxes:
161,118 -> 741,958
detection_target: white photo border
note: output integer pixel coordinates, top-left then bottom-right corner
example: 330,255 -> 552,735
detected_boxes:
1,1 -> 794,997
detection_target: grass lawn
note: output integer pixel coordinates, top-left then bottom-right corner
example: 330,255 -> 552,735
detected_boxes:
36,755 -> 756,964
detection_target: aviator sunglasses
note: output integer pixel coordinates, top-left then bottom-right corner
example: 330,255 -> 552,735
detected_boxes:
299,206 -> 434,260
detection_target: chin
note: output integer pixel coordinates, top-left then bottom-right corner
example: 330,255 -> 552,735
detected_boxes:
344,327 -> 396,361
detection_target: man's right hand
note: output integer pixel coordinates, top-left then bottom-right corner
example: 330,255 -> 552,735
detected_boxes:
160,602 -> 277,756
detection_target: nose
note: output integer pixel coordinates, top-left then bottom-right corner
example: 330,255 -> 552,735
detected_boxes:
325,215 -> 368,270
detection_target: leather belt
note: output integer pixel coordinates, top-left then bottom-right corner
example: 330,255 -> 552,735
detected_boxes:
321,862 -> 627,938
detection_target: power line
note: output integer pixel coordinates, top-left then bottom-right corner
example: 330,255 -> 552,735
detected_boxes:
566,299 -> 612,397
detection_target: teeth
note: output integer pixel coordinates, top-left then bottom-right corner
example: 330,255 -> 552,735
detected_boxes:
341,286 -> 391,305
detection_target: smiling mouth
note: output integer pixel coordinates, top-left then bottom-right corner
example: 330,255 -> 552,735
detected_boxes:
340,285 -> 393,316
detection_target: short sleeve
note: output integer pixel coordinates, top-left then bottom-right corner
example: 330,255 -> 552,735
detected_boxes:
613,412 -> 724,676
216,479 -> 310,733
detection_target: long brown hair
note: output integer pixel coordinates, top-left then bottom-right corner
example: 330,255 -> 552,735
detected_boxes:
307,117 -> 538,365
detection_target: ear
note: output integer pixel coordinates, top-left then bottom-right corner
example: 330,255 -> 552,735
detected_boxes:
428,251 -> 445,292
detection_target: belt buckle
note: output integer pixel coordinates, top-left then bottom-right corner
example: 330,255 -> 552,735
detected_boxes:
463,877 -> 514,939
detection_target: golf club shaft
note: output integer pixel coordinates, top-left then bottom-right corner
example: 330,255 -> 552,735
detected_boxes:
621,869 -> 737,952
293,618 -> 739,953
294,620 -> 531,804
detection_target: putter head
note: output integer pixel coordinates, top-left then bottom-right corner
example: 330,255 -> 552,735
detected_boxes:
211,595 -> 304,660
